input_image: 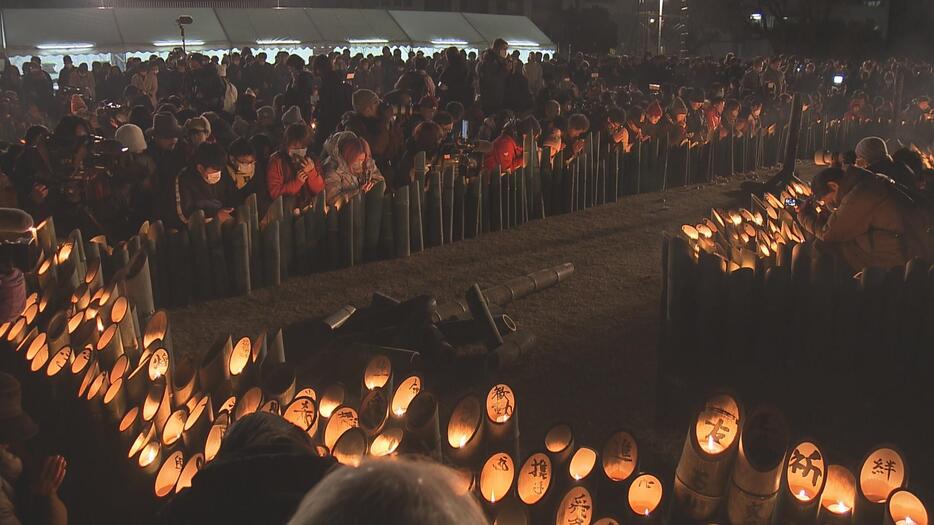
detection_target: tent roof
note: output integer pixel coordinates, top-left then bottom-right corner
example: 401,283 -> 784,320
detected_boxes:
0,7 -> 555,55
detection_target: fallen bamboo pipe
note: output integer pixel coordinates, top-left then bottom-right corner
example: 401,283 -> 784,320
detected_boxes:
432,263 -> 575,322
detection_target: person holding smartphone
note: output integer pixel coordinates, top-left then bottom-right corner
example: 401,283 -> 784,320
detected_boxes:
266,123 -> 324,208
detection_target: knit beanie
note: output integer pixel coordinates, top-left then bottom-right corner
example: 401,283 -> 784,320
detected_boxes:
855,136 -> 889,165
115,124 -> 148,153
352,89 -> 379,113
282,105 -> 305,127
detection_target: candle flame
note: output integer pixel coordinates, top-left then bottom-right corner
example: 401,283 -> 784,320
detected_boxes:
496,415 -> 509,423
797,489 -> 808,501
490,489 -> 496,503
906,517 -> 915,525
393,407 -> 406,417
707,434 -> 716,450
458,435 -> 467,448
644,508 -> 650,516
829,501 -> 850,514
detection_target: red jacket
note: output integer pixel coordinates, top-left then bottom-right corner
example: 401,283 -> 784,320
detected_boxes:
484,133 -> 524,173
266,151 -> 325,207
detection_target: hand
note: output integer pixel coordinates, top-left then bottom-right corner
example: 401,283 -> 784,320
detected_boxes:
30,183 -> 48,204
32,456 -> 66,496
362,180 -> 376,193
216,208 -> 234,223
573,141 -> 585,155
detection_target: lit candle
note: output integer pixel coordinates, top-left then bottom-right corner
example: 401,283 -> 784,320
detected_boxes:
796,489 -> 811,502
702,434 -> 725,454
895,517 -> 916,525
828,501 -> 851,514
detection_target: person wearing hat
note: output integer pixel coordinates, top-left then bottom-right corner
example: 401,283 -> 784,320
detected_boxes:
281,105 -> 305,129
175,142 -> 239,226
184,116 -> 212,149
0,372 -> 68,525
343,90 -> 403,184
146,112 -> 189,228
855,136 -> 917,189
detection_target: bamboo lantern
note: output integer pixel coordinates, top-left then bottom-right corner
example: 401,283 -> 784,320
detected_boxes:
545,424 -> 575,467
102,377 -> 127,422
228,336 -> 257,393
35,217 -> 56,256
183,395 -> 214,450
885,489 -> 928,525
138,441 -> 162,476
447,393 -> 485,467
46,311 -> 70,357
155,449 -> 185,498
143,311 -> 172,359
726,407 -> 788,525
142,380 -> 173,435
199,335 -> 233,396
204,412 -> 230,462
332,427 -> 367,467
36,256 -> 57,291
24,331 -> 47,363
6,317 -> 29,347
96,324 -> 124,371
568,447 -> 598,487
28,339 -> 50,373
161,408 -> 189,448
819,465 -> 856,524
172,366 -> 198,408
480,452 -> 516,506
598,430 -> 638,517
217,395 -> 238,417
485,383 -> 519,458
146,345 -> 172,387
233,387 -> 263,420
175,453 -> 204,494
777,440 -> 827,524
267,329 -> 286,366
108,354 -> 129,384
673,393 -> 743,520
554,485 -> 593,525
71,346 -> 97,398
124,353 -> 152,405
109,296 -> 140,362
293,387 -> 317,402
362,354 -> 392,399
403,391 -> 441,460
260,362 -> 296,406
593,519 -> 620,525
518,451 -> 554,523
45,344 -> 73,385
856,446 -> 908,525
627,473 -> 665,523
119,407 -> 141,448
319,383 -> 346,419
390,375 -> 421,419
13,327 -> 39,360
493,496 -> 529,525
324,405 -> 359,451
250,331 -> 268,371
125,421 -> 151,460
370,428 -> 403,457
359,386 -> 389,437
125,251 -> 155,324
283,395 -> 318,438
85,258 -> 103,292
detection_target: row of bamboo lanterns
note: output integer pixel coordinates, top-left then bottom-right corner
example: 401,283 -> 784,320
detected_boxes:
680,178 -> 813,273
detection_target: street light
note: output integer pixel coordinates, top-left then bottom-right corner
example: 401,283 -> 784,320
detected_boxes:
176,15 -> 193,54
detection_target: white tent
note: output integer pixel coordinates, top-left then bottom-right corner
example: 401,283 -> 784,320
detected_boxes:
0,7 -> 555,57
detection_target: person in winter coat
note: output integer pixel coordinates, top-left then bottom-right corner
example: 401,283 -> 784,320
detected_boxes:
130,63 -> 158,107
394,56 -> 435,104
322,132 -> 384,208
175,142 -> 239,225
313,55 -> 351,144
158,412 -> 335,525
477,39 -> 510,114
484,115 -> 540,173
798,166 -> 909,273
854,136 -> 918,190
437,47 -> 474,109
342,89 -> 404,184
266,123 -> 324,208
504,59 -> 533,115
284,55 -> 315,124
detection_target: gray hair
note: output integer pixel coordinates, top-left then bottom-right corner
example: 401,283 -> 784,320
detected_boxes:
288,457 -> 488,525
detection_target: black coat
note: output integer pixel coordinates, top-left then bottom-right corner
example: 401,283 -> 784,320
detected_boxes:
477,52 -> 509,114
174,165 -> 239,225
439,61 -> 475,108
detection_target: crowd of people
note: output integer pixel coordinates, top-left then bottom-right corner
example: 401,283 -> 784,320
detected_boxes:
1,37 -> 934,525
1,42 -> 934,246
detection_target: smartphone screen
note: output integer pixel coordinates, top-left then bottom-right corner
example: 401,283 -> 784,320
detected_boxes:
460,120 -> 469,139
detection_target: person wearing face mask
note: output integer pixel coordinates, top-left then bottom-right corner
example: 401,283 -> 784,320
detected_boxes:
185,116 -> 212,150
477,39 -> 510,115
227,137 -> 261,202
266,124 -> 324,208
175,142 -> 239,226
323,132 -> 384,208
797,166 -> 909,273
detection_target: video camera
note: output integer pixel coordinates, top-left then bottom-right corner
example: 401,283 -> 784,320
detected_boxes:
42,134 -> 124,204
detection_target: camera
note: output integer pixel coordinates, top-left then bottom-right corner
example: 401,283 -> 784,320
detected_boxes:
784,197 -> 800,207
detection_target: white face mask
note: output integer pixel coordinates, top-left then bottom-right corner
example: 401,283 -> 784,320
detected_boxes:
203,170 -> 222,185
289,148 -> 307,158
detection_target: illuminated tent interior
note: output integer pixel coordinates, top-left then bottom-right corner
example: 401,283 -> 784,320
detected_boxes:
0,7 -> 555,74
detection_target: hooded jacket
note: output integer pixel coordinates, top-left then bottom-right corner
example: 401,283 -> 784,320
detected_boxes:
322,131 -> 385,208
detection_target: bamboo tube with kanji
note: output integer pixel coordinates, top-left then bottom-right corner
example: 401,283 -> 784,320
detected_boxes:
359,386 -> 389,437
204,412 -> 230,462
228,336 -> 258,394
818,465 -> 856,525
44,343 -> 73,398
447,393 -> 485,468
627,473 -> 665,524
517,451 -> 555,523
775,440 -> 828,525
484,383 -> 518,460
884,489 -> 928,525
154,449 -> 185,498
403,390 -> 441,461
282,395 -> 318,439
596,430 -> 639,518
332,427 -> 367,467
175,453 -> 204,494
261,362 -> 295,406
553,485 -> 593,525
390,374 -> 421,421
672,393 -> 743,521
323,405 -> 359,452
361,354 -> 392,401
70,345 -> 97,397
479,451 -> 515,512
856,445 -> 908,525
199,335 -> 233,396
143,310 -> 173,363
182,395 -> 213,450
544,423 -> 574,467
725,407 -> 788,525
